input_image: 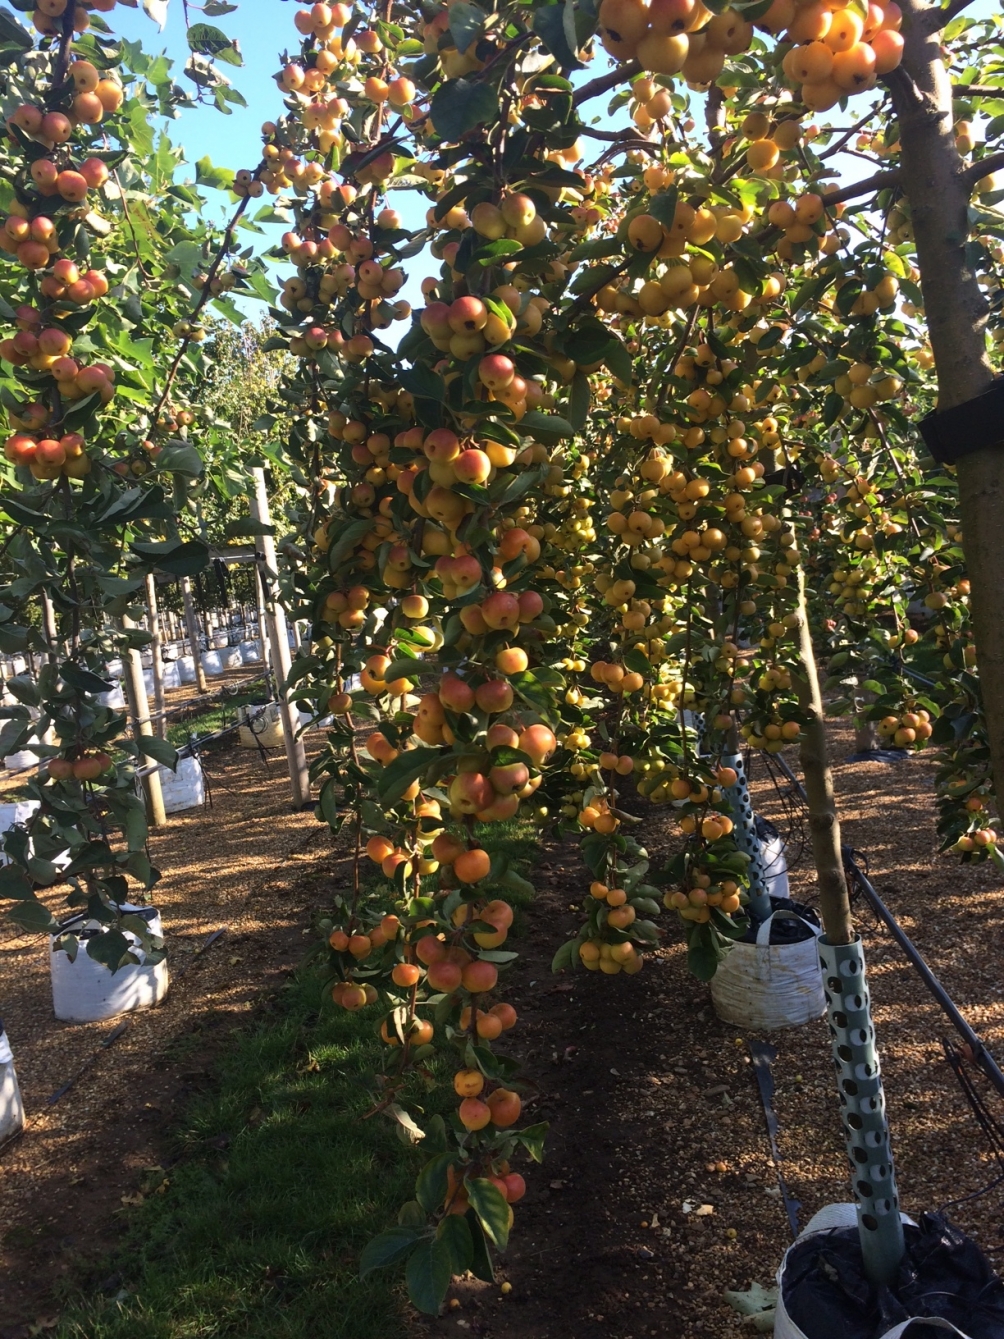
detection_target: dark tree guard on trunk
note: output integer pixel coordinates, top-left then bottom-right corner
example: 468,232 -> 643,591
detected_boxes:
918,378 -> 1004,465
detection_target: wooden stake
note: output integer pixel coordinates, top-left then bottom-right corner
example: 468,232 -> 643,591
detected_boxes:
181,576 -> 209,694
249,467 -> 310,808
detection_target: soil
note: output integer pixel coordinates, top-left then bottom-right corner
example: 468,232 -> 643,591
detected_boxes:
3,714 -> 1004,1339
0,723 -> 335,1338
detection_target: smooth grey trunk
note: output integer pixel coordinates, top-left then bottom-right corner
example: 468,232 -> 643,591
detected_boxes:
793,570 -> 854,944
249,468 -> 310,808
180,577 -> 209,694
891,0 -> 1004,804
121,613 -> 166,828
145,574 -> 166,740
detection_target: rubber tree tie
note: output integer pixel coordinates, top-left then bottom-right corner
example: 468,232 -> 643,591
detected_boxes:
818,935 -> 906,1284
720,751 -> 772,922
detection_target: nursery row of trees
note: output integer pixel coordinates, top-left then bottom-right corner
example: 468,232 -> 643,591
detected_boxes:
1,0 -> 1003,1309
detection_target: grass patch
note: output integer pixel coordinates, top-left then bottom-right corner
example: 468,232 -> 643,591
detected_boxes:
54,817 -> 541,1339
165,704 -> 237,747
55,971 -> 439,1339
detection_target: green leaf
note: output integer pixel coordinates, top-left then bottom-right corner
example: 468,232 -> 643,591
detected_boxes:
518,410 -> 575,439
0,8 -> 32,49
551,938 -> 576,972
195,155 -> 235,191
405,1236 -> 453,1315
376,747 -> 443,804
515,1121 -> 548,1163
157,442 -> 204,477
533,0 -> 584,72
430,79 -> 498,142
647,186 -> 679,226
138,736 -> 179,770
359,1226 -> 425,1277
187,21 -> 233,54
60,662 -> 114,695
466,1178 -> 510,1250
416,1151 -> 455,1214
4,674 -> 39,706
131,539 -> 211,577
448,1 -> 486,52
7,899 -> 57,933
465,1210 -> 495,1281
437,1214 -> 473,1275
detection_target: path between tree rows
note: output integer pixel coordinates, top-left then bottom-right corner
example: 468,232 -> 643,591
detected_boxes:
2,716 -> 1003,1337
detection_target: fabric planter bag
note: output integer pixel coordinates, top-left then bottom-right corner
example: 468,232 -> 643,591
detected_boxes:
775,1203 -> 1002,1339
710,906 -> 824,1029
238,702 -> 284,749
156,755 -> 205,814
0,1025 -> 24,1148
50,905 -> 168,1023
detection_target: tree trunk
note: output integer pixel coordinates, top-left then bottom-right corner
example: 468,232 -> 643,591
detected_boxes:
181,577 -> 209,694
891,0 -> 1004,801
793,570 -> 854,944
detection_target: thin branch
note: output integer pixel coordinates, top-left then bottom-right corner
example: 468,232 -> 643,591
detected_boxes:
820,106 -> 888,162
572,60 -> 640,107
149,185 -> 257,425
579,126 -> 653,143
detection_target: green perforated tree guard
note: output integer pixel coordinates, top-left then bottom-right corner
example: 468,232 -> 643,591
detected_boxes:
720,752 -> 773,923
818,935 -> 905,1284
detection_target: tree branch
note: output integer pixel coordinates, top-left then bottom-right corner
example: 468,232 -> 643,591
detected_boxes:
572,60 -> 640,107
923,0 -> 976,32
961,148 -> 1004,190
954,83 -> 1004,98
821,166 -> 902,205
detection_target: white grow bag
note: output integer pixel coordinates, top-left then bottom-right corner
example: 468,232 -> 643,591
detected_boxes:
212,631 -> 229,649
0,799 -> 39,865
219,644 -> 242,670
5,744 -> 39,771
239,701 -> 284,749
774,1205 -> 974,1339
97,680 -> 127,709
50,905 -> 168,1023
155,754 -> 205,814
177,655 -> 197,684
761,831 -> 790,900
710,909 -> 825,1029
161,660 -> 182,690
200,650 -> 223,677
0,1025 -> 24,1148
239,639 -> 262,664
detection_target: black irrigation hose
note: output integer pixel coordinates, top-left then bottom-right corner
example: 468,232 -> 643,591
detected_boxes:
844,855 -> 1004,1103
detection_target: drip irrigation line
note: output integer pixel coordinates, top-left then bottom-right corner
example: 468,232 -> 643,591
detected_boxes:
749,1040 -> 802,1239
844,855 -> 1004,1102
47,1021 -> 129,1105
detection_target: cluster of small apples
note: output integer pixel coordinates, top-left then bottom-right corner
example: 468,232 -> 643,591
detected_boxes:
598,0 -> 752,83
877,708 -> 933,749
1,311 -> 114,397
31,0 -> 120,39
768,0 -> 903,112
4,428 -> 89,478
46,750 -> 112,781
664,871 -> 743,923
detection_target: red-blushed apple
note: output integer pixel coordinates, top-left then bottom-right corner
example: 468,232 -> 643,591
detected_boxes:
439,673 -> 476,712
519,724 -> 557,765
481,591 -> 520,630
487,723 -> 520,750
475,679 -> 514,714
489,761 -> 529,793
454,448 -> 491,483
